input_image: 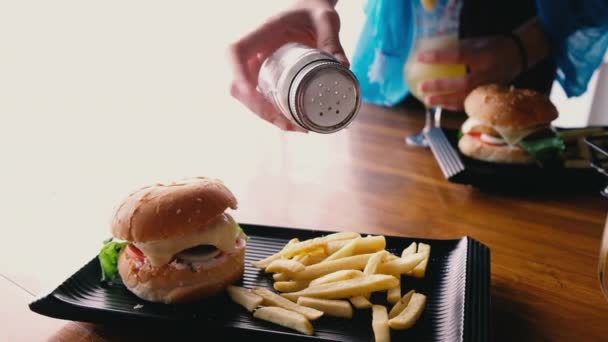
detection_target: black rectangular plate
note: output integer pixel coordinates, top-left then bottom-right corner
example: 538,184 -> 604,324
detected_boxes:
427,127 -> 605,192
29,223 -> 491,342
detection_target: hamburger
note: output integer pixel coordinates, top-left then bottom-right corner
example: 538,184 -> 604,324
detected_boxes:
98,177 -> 247,304
458,84 -> 565,164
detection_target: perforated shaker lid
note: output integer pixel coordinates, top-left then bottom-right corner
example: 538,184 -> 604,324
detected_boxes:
289,61 -> 361,133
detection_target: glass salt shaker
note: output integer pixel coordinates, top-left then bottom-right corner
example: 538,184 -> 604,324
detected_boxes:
257,43 -> 361,133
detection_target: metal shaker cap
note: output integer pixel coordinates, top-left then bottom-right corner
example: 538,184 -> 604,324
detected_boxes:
289,61 -> 361,134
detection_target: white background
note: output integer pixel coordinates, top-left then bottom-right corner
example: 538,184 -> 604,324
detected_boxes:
0,1 -> 365,291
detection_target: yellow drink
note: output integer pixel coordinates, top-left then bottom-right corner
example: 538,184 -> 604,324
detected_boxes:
404,35 -> 467,102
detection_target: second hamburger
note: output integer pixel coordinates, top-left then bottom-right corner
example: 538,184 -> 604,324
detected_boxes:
458,84 -> 565,164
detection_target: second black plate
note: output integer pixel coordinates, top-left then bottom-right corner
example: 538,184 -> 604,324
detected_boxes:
29,223 -> 491,342
426,127 -> 604,192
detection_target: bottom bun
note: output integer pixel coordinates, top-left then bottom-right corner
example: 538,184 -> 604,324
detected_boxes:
118,242 -> 245,304
458,134 -> 534,164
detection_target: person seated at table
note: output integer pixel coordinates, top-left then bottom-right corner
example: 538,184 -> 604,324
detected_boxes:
227,0 -> 608,131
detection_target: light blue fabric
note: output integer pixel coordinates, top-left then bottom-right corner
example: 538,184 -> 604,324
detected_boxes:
351,0 -> 608,106
351,0 -> 413,107
535,0 -> 608,97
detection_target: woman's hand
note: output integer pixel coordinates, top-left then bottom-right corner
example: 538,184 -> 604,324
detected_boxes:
416,35 -> 523,111
227,0 -> 347,131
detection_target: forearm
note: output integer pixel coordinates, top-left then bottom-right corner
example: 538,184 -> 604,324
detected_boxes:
513,17 -> 552,71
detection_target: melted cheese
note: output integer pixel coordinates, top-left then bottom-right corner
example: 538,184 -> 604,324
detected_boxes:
134,213 -> 238,267
461,118 -> 544,146
493,125 -> 541,146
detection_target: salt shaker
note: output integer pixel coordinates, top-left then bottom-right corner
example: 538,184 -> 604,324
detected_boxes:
257,43 -> 361,133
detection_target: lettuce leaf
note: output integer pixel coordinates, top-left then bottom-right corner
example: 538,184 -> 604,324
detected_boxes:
519,136 -> 566,163
98,240 -> 128,282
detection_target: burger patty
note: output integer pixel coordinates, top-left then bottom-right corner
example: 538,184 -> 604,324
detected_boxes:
178,244 -> 218,255
174,244 -> 222,264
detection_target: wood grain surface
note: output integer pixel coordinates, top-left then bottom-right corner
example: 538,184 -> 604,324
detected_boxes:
4,101 -> 608,342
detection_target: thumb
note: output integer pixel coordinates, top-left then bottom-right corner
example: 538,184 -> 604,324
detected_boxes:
314,10 -> 349,67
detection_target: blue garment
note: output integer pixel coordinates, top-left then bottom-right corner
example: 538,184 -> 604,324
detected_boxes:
351,0 -> 413,107
351,0 -> 608,106
535,0 -> 608,97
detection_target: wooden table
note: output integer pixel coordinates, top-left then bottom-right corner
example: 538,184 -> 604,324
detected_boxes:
3,101 -> 608,341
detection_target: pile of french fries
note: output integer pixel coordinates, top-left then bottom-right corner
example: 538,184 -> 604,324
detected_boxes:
227,232 -> 431,341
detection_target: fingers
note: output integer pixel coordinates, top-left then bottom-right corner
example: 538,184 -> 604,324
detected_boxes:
419,72 -> 484,110
416,38 -> 482,65
231,13 -> 313,71
227,12 -> 315,132
312,9 -> 349,67
419,76 -> 470,95
417,48 -> 462,64
227,7 -> 345,132
230,79 -> 306,132
228,16 -> 308,85
413,36 -> 522,111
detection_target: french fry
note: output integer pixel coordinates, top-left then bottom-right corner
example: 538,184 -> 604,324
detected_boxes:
411,243 -> 431,278
265,259 -> 305,273
387,285 -> 401,305
253,287 -> 323,320
325,232 -> 362,241
325,240 -> 346,255
252,238 -> 299,269
294,246 -> 323,260
282,274 -> 399,301
227,286 -> 263,312
326,235 -> 386,255
290,254 -> 373,280
298,248 -> 328,266
372,305 -> 390,342
359,251 -> 389,301
297,297 -> 353,319
401,242 -> 418,275
401,242 -> 417,257
388,290 -> 414,319
322,237 -> 360,262
386,253 -> 399,261
289,238 -> 301,245
349,295 -> 372,309
254,232 -> 360,268
364,250 -> 389,275
273,273 -> 290,281
253,306 -> 314,336
378,253 -> 425,275
273,280 -> 310,293
251,234 -> 430,336
388,293 -> 426,330
309,269 -> 365,287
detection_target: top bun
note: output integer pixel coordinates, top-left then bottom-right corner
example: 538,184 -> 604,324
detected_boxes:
111,177 -> 237,242
464,84 -> 558,129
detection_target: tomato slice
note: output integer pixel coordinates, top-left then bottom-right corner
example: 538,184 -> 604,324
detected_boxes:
467,132 -> 505,146
126,244 -> 146,262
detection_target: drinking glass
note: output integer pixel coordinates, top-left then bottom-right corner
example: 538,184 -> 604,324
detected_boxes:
404,0 -> 466,147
